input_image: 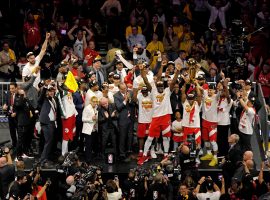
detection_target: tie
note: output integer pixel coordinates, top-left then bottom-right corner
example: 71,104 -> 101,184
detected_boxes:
11,94 -> 14,105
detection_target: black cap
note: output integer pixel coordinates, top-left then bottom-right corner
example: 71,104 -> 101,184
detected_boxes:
116,60 -> 123,65
89,80 -> 98,88
108,72 -> 114,78
156,81 -> 164,88
141,86 -> 148,93
248,95 -> 256,104
77,79 -> 85,86
60,61 -> 68,67
208,84 -> 216,90
245,79 -> 252,86
187,93 -> 195,100
24,75 -> 31,82
167,61 -> 175,66
196,74 -> 205,80
113,74 -> 121,79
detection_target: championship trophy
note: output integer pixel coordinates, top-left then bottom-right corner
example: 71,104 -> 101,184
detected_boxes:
186,58 -> 198,83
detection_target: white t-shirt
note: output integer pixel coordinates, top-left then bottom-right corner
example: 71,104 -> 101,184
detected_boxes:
151,86 -> 172,118
196,191 -> 221,200
85,89 -> 103,106
137,92 -> 153,123
202,90 -> 219,122
217,98 -> 233,125
239,107 -> 256,135
172,120 -> 183,134
133,71 -> 154,89
182,100 -> 201,128
22,55 -> 41,89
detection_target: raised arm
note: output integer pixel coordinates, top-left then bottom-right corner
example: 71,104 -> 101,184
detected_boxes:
181,83 -> 187,103
139,63 -> 152,92
169,64 -> 182,91
67,25 -> 78,41
38,33 -> 50,60
156,60 -> 166,82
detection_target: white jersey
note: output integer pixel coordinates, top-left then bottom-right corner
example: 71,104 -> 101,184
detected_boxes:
73,38 -> 83,59
61,93 -> 78,119
182,100 -> 201,128
137,49 -> 150,63
239,107 -> 256,135
137,92 -> 153,123
217,98 -> 233,125
22,55 -> 41,89
133,71 -> 154,89
151,86 -> 172,118
202,90 -> 218,122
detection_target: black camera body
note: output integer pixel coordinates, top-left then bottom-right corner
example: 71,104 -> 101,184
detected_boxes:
187,134 -> 196,158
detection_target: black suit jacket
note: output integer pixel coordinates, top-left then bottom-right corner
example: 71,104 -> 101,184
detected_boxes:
147,22 -> 164,42
4,91 -> 19,116
223,143 -> 243,174
98,103 -> 118,130
14,95 -> 34,126
73,91 -> 84,122
114,91 -> 135,126
38,87 -> 58,125
170,91 -> 183,115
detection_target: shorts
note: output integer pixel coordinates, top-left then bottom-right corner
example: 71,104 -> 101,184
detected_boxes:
149,114 -> 171,138
137,123 -> 150,138
202,119 -> 217,141
62,115 -> 76,141
183,127 -> 201,144
173,132 -> 184,143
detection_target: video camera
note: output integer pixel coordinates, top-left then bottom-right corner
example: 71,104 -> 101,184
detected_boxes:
187,134 -> 196,158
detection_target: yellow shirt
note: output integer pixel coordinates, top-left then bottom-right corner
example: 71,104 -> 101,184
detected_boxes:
125,26 -> 142,39
173,25 -> 183,37
179,32 -> 194,55
146,41 -> 164,68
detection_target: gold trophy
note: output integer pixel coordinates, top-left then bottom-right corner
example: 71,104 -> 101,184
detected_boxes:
186,58 -> 198,83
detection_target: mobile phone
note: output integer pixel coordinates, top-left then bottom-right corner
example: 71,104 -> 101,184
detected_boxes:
61,29 -> 67,35
218,174 -> 223,181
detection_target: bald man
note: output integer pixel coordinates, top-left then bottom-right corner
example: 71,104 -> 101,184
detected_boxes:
234,151 -> 256,180
66,176 -> 76,198
98,97 -> 118,158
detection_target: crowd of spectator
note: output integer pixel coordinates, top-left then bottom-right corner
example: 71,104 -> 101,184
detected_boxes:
0,0 -> 270,199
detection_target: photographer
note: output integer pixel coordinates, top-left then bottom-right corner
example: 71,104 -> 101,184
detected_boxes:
7,170 -> 28,200
194,176 -> 221,200
106,178 -> 122,200
145,173 -> 170,200
0,147 -> 15,199
122,170 -> 139,199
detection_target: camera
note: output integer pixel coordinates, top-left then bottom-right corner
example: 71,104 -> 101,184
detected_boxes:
187,134 -> 196,158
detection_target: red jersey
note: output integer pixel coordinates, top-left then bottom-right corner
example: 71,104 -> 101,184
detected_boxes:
258,72 -> 270,98
83,48 -> 99,66
23,21 -> 41,48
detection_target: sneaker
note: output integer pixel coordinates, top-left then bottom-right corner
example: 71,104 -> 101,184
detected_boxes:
156,148 -> 164,155
209,157 -> 218,167
196,157 -> 201,165
137,156 -> 149,165
22,154 -> 34,159
200,153 -> 213,161
150,150 -> 157,159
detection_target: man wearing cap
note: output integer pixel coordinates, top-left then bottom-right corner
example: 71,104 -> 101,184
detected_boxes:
133,44 -> 150,64
84,55 -> 116,87
244,79 -> 261,112
114,60 -> 127,83
56,61 -> 69,82
137,62 -> 182,165
56,81 -> 78,156
22,33 -> 50,89
236,91 -> 256,151
133,86 -> 154,158
85,80 -> 103,106
181,81 -> 202,160
109,74 -> 121,94
200,83 -> 220,167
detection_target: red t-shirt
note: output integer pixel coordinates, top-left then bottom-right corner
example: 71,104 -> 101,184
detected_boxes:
23,21 -> 41,48
258,72 -> 270,98
83,48 -> 99,66
70,68 -> 85,79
